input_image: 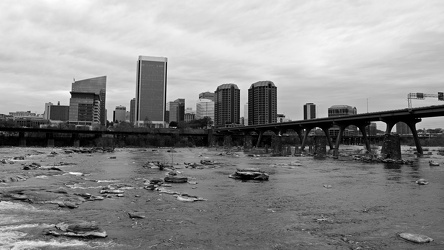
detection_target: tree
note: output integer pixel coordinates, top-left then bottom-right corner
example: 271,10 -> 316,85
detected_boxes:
169,121 -> 178,128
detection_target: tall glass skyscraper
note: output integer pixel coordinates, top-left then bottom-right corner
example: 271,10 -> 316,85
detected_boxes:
69,76 -> 106,125
248,81 -> 277,125
135,56 -> 168,127
303,103 -> 316,120
214,83 -> 240,127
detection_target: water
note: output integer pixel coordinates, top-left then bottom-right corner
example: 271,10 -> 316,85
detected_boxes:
0,146 -> 443,249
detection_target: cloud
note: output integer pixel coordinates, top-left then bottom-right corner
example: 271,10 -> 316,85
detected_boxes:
0,0 -> 443,128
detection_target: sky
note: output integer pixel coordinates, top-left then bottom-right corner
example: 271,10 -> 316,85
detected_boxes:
1,0 -> 444,130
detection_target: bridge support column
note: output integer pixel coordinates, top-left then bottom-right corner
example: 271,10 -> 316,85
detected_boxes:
356,122 -> 371,153
223,135 -> 232,148
381,134 -> 402,160
405,118 -> 423,155
46,133 -> 55,148
244,135 -> 253,149
19,132 -> 26,147
301,129 -> 311,151
384,119 -> 397,134
255,131 -> 263,148
333,126 -> 346,157
73,133 -> 80,147
314,136 -> 327,159
271,135 -> 283,156
207,129 -> 214,147
320,126 -> 333,150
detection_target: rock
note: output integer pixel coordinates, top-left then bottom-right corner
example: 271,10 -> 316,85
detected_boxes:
399,233 -> 433,243
323,184 -> 332,189
22,162 -> 41,170
164,176 -> 188,183
200,159 -> 214,165
13,156 -> 25,160
229,169 -> 269,181
46,221 -> 107,238
416,179 -> 429,185
100,189 -> 124,194
176,194 -> 206,202
128,212 -> 145,219
58,201 -> 79,209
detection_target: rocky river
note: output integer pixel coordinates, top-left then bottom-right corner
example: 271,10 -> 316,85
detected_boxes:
0,146 -> 443,249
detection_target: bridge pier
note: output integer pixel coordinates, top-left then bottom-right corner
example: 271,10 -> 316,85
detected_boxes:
244,135 -> 253,149
405,118 -> 423,155
320,126 -> 334,150
271,135 -> 283,155
300,128 -> 311,151
46,132 -> 55,147
333,125 -> 346,157
356,122 -> 371,152
381,134 -> 402,160
223,135 -> 232,148
72,133 -> 80,147
19,132 -> 26,147
255,131 -> 263,148
314,136 -> 327,158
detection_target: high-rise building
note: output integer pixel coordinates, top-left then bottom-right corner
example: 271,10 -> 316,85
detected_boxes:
196,99 -> 214,121
135,56 -> 167,127
303,103 -> 316,120
214,83 -> 240,127
328,105 -> 358,137
70,76 -> 107,125
396,122 -> 412,135
113,105 -> 126,123
244,103 -> 248,126
50,102 -> 69,121
69,92 -> 101,125
248,81 -> 277,125
130,98 -> 135,124
168,99 -> 185,123
199,92 -> 215,101
44,102 -> 53,120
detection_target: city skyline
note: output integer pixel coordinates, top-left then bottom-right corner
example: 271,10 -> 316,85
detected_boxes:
1,1 -> 444,129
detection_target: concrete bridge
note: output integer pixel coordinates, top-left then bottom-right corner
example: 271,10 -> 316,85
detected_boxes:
0,127 -> 209,147
215,104 -> 444,155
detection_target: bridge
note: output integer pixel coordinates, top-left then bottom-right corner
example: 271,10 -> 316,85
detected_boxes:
215,104 -> 444,155
0,127 -> 209,147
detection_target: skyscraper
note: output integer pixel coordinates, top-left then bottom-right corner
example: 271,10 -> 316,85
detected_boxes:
135,56 -> 167,127
214,83 -> 240,127
199,91 -> 215,101
248,81 -> 277,125
71,76 -> 107,125
168,98 -> 185,123
113,105 -> 126,123
196,99 -> 214,121
130,98 -> 135,124
303,103 -> 316,120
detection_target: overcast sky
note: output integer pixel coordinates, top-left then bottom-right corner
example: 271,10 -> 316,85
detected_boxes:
1,0 -> 444,129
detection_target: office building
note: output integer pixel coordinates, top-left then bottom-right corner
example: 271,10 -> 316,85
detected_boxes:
44,102 -> 53,120
199,91 -> 215,101
303,103 -> 316,120
328,105 -> 357,117
244,103 -> 248,126
50,102 -> 69,121
69,92 -> 101,125
113,105 -> 126,123
328,105 -> 358,137
169,99 -> 185,123
184,112 -> 195,122
135,56 -> 167,127
196,98 -> 214,121
214,83 -> 240,127
396,122 -> 412,135
70,76 -> 107,125
130,98 -> 136,124
248,81 -> 277,125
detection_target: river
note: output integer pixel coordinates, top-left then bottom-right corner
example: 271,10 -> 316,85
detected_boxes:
0,146 -> 443,249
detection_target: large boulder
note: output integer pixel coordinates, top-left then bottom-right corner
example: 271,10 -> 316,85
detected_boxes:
45,221 -> 107,238
398,233 -> 433,243
164,176 -> 188,183
229,169 -> 269,181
